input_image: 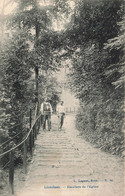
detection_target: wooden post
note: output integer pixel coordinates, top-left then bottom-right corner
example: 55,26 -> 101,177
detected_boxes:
35,119 -> 39,137
29,130 -> 33,155
34,123 -> 37,139
37,119 -> 40,134
37,101 -> 39,116
40,115 -> 42,128
39,116 -> 41,131
35,122 -> 37,135
36,120 -> 39,134
9,150 -> 14,194
29,109 -> 33,155
40,115 -> 43,130
30,109 -> 32,129
39,117 -> 41,130
23,140 -> 27,174
32,127 -> 34,146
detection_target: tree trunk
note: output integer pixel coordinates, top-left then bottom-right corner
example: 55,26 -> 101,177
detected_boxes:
34,20 -> 40,113
35,66 -> 39,103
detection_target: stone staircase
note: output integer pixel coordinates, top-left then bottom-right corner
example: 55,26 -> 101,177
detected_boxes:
15,114 -> 124,196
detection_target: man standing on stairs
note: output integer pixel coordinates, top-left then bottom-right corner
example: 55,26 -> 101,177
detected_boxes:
57,101 -> 65,130
40,98 -> 53,131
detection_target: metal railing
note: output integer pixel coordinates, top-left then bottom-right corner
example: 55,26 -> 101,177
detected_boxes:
65,107 -> 78,113
0,105 -> 42,195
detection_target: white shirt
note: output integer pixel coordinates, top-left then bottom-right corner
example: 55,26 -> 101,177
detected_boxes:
57,104 -> 65,114
40,102 -> 53,114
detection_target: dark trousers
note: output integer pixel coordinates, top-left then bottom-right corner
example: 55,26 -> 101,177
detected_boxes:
41,115 -> 43,126
58,113 -> 64,129
43,114 -> 51,131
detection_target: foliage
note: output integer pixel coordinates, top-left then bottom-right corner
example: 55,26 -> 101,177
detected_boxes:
67,0 -> 124,156
104,14 -> 125,89
0,0 -> 65,164
0,30 -> 32,140
38,72 -> 60,112
0,0 -> 124,176
65,0 -> 123,47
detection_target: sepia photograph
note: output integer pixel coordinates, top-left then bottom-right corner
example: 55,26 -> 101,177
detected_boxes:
0,0 -> 124,196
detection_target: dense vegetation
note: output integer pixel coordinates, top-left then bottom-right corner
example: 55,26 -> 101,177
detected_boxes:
0,0 -> 65,171
66,0 -> 124,155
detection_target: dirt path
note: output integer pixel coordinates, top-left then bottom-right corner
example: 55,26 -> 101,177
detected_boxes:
14,114 -> 124,196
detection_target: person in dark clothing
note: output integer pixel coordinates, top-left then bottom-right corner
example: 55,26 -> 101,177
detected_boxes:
40,98 -> 53,131
57,101 -> 65,130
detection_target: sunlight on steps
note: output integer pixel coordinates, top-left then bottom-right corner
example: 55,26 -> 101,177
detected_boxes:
14,115 -> 124,196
